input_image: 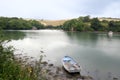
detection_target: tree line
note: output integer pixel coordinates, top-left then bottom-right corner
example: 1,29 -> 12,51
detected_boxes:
0,16 -> 120,32
62,16 -> 120,32
0,17 -> 44,30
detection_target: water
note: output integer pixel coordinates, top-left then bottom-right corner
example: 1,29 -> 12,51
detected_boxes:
5,30 -> 120,80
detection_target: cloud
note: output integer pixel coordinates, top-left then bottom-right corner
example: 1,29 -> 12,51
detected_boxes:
0,0 -> 120,19
75,0 -> 119,16
101,1 -> 120,18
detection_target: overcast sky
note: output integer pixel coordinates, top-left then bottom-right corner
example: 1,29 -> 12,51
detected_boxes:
0,0 -> 120,20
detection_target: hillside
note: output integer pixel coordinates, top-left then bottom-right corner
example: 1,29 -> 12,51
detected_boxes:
24,17 -> 120,27
38,19 -> 68,26
38,17 -> 120,27
98,17 -> 120,21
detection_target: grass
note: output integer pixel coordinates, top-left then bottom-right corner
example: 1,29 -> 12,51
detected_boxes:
39,19 -> 68,26
38,17 -> 120,27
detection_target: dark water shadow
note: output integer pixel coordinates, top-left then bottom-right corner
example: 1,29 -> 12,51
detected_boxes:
2,30 -> 26,40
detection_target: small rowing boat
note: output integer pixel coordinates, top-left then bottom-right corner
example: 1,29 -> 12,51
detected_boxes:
62,56 -> 81,73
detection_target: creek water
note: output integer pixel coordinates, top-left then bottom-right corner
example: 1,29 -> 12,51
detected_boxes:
6,30 -> 120,80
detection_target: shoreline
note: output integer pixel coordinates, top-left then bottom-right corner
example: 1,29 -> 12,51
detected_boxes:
4,29 -> 120,33
15,54 -> 120,80
40,61 -> 93,80
15,54 -> 92,80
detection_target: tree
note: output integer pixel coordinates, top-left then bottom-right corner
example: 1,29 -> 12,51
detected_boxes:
76,21 -> 84,31
83,15 -> 90,22
0,17 -> 45,30
63,19 -> 77,31
91,18 -> 101,31
108,21 -> 120,32
29,20 -> 44,29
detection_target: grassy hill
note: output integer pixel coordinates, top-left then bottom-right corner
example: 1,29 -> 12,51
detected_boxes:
98,17 -> 120,21
38,17 -> 120,27
38,19 -> 68,26
25,17 -> 120,27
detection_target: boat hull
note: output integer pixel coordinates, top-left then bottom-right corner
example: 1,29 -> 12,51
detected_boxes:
62,56 -> 81,73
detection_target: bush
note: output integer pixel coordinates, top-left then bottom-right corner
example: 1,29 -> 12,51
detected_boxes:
0,30 -> 46,80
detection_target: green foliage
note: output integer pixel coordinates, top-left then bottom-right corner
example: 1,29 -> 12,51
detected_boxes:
0,17 -> 44,30
29,20 -> 44,29
1,16 -> 120,32
0,41 -> 46,80
0,30 -> 47,80
75,21 -> 84,31
90,18 -> 101,31
63,16 -> 91,31
78,15 -> 90,22
108,21 -> 120,32
62,16 -> 120,32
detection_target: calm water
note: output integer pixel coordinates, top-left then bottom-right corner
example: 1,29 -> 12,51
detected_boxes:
6,30 -> 120,80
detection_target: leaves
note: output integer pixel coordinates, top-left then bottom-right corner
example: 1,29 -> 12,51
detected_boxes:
0,30 -> 46,80
63,16 -> 120,32
0,17 -> 44,30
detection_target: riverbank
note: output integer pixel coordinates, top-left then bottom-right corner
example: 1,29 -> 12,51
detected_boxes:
40,61 -> 93,80
14,50 -> 120,80
15,54 -> 92,80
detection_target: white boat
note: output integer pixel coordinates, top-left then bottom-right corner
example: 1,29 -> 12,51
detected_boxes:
62,56 -> 81,73
108,31 -> 113,36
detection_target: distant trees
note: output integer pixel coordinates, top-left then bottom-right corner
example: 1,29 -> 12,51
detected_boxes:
29,20 -> 44,29
63,19 -> 77,31
62,16 -> 120,32
90,18 -> 101,31
63,16 -> 92,31
0,16 -> 120,32
0,17 -> 44,30
108,21 -> 120,32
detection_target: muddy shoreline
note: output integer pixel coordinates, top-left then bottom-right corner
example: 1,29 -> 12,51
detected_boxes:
15,54 -> 119,80
40,61 -> 93,80
15,54 -> 92,80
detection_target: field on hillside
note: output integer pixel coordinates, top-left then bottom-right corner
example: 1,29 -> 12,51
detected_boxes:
39,20 -> 68,26
26,17 -> 120,27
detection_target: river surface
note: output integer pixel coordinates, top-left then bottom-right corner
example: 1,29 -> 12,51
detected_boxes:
5,30 -> 120,80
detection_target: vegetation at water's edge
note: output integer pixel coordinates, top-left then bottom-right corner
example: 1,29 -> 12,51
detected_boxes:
62,16 -> 120,32
0,29 -> 47,80
0,17 -> 44,30
0,16 -> 120,32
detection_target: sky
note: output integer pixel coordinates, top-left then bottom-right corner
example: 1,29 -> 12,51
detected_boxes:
0,0 -> 120,20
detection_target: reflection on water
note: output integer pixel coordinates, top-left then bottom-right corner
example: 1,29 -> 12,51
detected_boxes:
5,30 -> 120,80
66,32 -> 99,47
3,30 -> 26,40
